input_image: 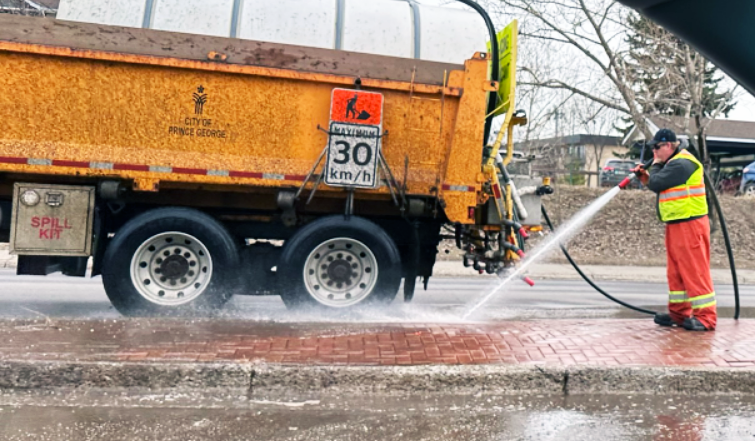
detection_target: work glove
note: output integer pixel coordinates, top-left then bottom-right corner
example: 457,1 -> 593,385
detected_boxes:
630,165 -> 650,185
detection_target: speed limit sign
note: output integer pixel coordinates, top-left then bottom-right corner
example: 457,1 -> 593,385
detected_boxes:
324,122 -> 380,188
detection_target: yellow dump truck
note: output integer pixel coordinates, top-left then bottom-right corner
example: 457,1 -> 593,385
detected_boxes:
0,8 -> 546,315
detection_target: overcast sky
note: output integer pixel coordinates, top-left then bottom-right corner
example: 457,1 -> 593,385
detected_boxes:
418,0 -> 755,123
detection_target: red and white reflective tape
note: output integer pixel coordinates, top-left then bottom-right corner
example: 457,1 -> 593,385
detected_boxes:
442,183 -> 476,193
1,155 -> 457,191
492,183 -> 502,199
0,156 -> 308,182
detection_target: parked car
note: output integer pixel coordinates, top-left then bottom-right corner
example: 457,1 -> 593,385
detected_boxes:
739,161 -> 755,196
599,159 -> 639,188
716,169 -> 742,195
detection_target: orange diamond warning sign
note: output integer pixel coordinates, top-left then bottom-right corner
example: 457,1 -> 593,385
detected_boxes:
330,89 -> 384,126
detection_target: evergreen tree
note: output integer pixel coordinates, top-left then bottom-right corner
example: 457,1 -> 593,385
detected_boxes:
618,13 -> 736,158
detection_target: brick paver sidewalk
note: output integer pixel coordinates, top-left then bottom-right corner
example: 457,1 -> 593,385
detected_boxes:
0,319 -> 753,368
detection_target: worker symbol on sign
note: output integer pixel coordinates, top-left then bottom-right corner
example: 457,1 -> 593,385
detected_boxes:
330,89 -> 383,126
345,94 -> 371,121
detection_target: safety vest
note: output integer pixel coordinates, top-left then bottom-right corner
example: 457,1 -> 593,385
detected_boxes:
658,149 -> 708,222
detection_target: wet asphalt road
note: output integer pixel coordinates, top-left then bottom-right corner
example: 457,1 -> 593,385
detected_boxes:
0,269 -> 752,322
1,393 -> 755,440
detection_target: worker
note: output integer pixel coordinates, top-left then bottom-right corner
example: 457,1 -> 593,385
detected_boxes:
346,94 -> 358,119
632,128 -> 716,331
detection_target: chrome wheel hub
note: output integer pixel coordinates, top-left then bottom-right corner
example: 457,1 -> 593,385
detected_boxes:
130,232 -> 213,306
303,238 -> 378,307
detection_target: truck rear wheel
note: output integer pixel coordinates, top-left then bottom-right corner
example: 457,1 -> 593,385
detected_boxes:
278,216 -> 401,309
102,208 -> 240,316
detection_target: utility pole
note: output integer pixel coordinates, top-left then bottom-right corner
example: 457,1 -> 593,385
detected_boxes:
553,109 -> 563,138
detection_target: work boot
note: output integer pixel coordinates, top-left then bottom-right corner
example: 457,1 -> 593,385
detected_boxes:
682,317 -> 710,331
653,313 -> 676,327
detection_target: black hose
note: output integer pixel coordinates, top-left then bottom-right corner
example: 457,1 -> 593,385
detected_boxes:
703,171 -> 740,319
541,204 -> 659,316
455,0 -> 499,143
684,144 -> 740,319
542,172 -> 740,319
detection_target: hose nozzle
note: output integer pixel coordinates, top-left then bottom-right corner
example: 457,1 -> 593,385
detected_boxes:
619,158 -> 654,189
618,175 -> 634,189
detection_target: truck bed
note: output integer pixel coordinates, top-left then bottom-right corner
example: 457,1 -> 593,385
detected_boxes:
0,15 -> 460,86
0,15 -> 488,224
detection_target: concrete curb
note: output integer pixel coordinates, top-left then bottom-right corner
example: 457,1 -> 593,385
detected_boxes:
0,361 -> 252,390
251,364 -> 566,395
2,360 -> 754,396
567,366 -> 755,395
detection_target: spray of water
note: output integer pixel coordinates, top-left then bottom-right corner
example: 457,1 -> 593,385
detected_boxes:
461,186 -> 622,319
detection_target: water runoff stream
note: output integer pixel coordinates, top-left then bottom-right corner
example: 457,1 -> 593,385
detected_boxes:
461,186 -> 623,320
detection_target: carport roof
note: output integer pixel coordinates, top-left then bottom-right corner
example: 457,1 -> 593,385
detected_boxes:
649,115 -> 755,144
623,115 -> 755,159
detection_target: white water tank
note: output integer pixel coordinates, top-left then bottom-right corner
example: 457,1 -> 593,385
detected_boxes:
56,0 -> 488,64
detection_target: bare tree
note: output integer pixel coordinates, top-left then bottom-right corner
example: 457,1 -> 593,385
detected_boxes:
490,0 -> 736,157
575,101 -> 620,186
0,0 -> 56,16
626,15 -> 737,163
491,0 -> 650,136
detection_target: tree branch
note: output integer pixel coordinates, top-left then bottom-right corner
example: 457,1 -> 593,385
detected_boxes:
519,79 -> 628,113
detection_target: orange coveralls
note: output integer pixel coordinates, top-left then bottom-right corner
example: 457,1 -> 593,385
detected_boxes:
665,215 -> 717,329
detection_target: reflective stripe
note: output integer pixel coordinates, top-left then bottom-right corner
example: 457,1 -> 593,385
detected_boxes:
693,301 -> 716,309
691,292 -> 716,309
660,193 -> 706,203
668,291 -> 688,303
659,187 -> 706,201
659,189 -> 689,200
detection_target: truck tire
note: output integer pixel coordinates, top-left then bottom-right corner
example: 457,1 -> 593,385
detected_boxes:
278,216 -> 401,309
102,207 -> 240,316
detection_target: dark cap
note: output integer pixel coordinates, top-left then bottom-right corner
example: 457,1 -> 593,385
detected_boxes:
647,128 -> 678,146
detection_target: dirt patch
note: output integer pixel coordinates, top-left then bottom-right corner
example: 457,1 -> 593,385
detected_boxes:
439,185 -> 755,270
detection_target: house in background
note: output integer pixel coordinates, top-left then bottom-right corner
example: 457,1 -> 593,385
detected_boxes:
622,115 -> 755,169
515,134 -> 628,188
